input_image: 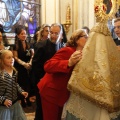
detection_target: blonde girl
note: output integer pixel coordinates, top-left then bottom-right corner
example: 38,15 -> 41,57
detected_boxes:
0,50 -> 28,120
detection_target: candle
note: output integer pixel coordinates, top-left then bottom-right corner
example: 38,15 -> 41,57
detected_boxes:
66,4 -> 71,23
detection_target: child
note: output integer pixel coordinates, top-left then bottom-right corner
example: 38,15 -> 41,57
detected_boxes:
0,49 -> 28,120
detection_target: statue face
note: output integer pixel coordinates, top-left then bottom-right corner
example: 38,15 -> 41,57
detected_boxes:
103,0 -> 112,14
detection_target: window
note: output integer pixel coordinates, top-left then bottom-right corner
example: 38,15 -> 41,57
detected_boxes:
0,0 -> 41,45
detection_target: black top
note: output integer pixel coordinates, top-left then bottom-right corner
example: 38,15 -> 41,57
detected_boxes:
13,39 -> 31,86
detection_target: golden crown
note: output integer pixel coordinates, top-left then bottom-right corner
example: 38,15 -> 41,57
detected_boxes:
94,0 -> 116,22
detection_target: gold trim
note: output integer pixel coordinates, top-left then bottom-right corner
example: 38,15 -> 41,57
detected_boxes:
68,83 -> 120,113
63,4 -> 72,34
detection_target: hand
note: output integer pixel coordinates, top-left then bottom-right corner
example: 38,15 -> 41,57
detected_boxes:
68,50 -> 82,67
28,62 -> 32,66
4,99 -> 12,108
24,63 -> 31,70
22,92 -> 28,98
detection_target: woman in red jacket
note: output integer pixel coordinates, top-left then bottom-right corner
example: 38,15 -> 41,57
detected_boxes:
37,29 -> 88,120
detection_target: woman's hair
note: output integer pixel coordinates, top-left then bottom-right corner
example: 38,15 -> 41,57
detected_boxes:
114,17 -> 120,23
37,24 -> 50,42
14,25 -> 30,51
33,26 -> 40,41
15,25 -> 26,35
0,25 -> 5,45
61,24 -> 67,43
82,26 -> 90,34
66,29 -> 85,47
0,50 -> 17,72
0,25 -> 8,46
0,24 -> 4,33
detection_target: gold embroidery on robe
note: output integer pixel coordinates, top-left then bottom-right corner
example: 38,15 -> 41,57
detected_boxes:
68,26 -> 120,112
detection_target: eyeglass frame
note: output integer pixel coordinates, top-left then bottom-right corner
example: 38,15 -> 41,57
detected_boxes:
50,31 -> 61,37
80,35 -> 88,39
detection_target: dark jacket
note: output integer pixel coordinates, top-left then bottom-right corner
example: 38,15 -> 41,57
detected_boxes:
114,38 -> 120,46
31,39 -> 56,84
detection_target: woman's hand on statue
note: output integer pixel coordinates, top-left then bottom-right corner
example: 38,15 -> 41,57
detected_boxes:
68,50 -> 82,67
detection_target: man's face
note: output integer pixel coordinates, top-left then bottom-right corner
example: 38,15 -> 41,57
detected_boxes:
114,21 -> 120,38
50,26 -> 61,43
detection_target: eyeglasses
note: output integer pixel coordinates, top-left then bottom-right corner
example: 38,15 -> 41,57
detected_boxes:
81,35 -> 88,39
50,32 -> 60,36
113,26 -> 120,30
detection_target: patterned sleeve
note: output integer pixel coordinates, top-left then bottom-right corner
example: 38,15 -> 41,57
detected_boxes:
0,77 -> 6,104
16,83 -> 24,94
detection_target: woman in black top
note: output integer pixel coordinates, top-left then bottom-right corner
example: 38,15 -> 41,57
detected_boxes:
13,25 -> 34,107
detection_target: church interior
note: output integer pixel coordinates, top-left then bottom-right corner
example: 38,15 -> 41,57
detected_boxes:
0,0 -> 120,120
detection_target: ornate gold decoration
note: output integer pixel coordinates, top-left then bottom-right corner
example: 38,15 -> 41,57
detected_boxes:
90,0 -> 117,36
94,0 -> 116,22
67,0 -> 120,113
63,4 -> 72,34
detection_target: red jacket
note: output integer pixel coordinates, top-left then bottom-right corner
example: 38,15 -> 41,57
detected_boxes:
37,47 -> 76,106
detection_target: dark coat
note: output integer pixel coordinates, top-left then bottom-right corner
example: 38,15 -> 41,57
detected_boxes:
114,38 -> 120,46
31,39 -> 56,84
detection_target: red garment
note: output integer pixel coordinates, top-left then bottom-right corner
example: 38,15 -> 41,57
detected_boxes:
37,47 -> 76,119
41,97 -> 63,120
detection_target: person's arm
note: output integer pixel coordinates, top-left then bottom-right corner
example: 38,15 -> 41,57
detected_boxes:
0,78 -> 6,105
0,78 -> 13,108
29,48 -> 34,65
13,50 -> 25,65
44,47 -> 82,73
16,83 -> 28,98
13,50 -> 31,69
16,83 -> 24,93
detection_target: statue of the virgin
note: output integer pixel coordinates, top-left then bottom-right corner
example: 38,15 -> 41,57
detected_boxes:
62,0 -> 120,120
